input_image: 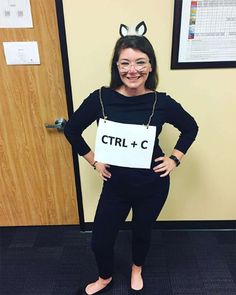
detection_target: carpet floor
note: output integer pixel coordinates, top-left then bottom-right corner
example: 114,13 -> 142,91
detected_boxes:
0,226 -> 236,295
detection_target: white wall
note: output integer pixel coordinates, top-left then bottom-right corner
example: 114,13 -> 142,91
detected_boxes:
63,0 -> 236,222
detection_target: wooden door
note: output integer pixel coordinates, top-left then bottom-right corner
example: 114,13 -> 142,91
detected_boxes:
0,0 -> 79,225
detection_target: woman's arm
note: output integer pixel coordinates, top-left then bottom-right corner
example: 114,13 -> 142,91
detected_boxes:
64,90 -> 112,181
153,94 -> 198,177
165,95 -> 199,154
64,91 -> 100,156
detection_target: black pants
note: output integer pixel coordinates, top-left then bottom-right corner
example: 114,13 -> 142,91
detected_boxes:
91,166 -> 170,279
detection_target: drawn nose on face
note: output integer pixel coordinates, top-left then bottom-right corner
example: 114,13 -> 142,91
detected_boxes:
128,64 -> 138,73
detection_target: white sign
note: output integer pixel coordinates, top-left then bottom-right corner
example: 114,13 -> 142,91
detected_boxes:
3,41 -> 40,65
0,0 -> 33,28
94,119 -> 156,169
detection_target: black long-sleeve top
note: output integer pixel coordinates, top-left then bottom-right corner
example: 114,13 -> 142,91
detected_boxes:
64,87 -> 198,164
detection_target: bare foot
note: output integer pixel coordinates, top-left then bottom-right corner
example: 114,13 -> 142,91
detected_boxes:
85,277 -> 112,295
131,264 -> 143,290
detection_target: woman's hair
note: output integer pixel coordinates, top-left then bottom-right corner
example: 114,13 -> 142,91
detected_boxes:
110,35 -> 158,90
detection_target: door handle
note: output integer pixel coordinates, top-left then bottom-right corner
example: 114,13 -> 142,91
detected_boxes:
45,118 -> 67,131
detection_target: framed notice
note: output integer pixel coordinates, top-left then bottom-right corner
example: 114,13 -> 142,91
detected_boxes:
171,0 -> 236,69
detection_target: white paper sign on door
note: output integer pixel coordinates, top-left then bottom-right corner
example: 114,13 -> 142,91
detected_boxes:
94,119 -> 156,169
3,41 -> 40,65
0,0 -> 33,28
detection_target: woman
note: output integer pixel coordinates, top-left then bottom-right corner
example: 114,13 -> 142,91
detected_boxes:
64,22 -> 198,295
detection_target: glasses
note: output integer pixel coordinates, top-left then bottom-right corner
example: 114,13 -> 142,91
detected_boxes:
117,59 -> 150,72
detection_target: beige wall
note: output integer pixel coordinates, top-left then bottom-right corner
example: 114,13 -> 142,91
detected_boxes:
63,0 -> 236,222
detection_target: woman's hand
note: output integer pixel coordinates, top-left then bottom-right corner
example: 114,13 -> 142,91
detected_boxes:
94,162 -> 112,181
153,156 -> 177,177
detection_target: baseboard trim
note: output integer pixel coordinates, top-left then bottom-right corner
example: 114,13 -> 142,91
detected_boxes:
1,221 -> 235,231
80,220 -> 236,232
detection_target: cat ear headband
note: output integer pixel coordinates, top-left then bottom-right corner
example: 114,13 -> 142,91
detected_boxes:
119,21 -> 147,37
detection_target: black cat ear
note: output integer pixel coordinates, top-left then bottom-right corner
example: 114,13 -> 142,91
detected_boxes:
135,21 -> 147,36
119,24 -> 129,37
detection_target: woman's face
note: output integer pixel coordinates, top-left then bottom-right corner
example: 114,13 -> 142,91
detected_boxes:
117,48 -> 152,91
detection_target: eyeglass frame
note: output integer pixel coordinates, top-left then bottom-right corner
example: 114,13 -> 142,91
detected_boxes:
116,58 -> 151,72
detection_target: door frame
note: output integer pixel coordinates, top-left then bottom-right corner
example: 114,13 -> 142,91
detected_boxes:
55,0 -> 85,230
